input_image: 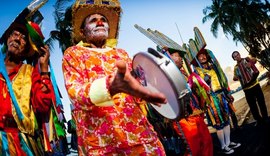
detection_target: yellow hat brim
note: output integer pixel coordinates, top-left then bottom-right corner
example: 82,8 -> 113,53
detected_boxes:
72,3 -> 121,44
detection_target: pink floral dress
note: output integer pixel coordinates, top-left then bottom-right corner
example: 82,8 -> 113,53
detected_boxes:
62,45 -> 165,156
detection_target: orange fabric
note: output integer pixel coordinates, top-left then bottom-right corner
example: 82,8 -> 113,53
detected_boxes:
173,115 -> 213,156
9,132 -> 27,156
63,46 -> 164,155
104,138 -> 165,156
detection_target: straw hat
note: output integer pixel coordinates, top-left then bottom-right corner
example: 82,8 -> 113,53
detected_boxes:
72,0 -> 122,44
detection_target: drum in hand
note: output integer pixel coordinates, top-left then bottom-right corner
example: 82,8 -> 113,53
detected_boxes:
132,48 -> 190,120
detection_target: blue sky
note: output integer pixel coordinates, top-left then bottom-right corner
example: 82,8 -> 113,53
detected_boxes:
0,0 -> 246,121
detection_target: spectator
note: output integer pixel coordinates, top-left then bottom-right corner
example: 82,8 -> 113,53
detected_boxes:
232,51 -> 268,125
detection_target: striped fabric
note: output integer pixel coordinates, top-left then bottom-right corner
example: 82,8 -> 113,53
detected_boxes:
235,58 -> 259,87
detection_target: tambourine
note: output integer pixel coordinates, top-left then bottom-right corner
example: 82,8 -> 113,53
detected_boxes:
132,48 -> 190,120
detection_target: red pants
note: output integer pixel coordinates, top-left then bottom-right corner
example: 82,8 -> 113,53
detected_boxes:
173,115 -> 213,156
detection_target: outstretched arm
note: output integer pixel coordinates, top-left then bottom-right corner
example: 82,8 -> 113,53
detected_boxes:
108,61 -> 167,105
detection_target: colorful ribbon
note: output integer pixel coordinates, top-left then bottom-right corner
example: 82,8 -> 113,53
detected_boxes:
0,50 -> 24,120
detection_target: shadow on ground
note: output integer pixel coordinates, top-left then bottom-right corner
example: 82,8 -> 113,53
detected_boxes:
212,117 -> 270,156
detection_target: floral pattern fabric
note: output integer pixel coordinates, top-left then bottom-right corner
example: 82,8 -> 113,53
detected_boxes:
63,45 -> 165,156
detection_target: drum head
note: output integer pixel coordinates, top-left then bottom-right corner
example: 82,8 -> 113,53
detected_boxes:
133,52 -> 188,120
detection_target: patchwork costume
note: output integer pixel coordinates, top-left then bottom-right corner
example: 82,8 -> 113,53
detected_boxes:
194,49 -> 233,130
0,62 -> 52,156
0,3 -> 68,155
0,18 -> 53,155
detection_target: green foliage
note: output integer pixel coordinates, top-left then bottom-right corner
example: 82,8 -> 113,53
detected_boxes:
46,0 -> 73,53
202,0 -> 270,70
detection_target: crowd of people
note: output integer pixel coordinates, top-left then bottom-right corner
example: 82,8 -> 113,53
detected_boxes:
0,0 -> 268,155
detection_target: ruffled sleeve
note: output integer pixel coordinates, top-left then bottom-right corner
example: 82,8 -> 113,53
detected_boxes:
62,46 -> 132,109
31,64 -> 53,114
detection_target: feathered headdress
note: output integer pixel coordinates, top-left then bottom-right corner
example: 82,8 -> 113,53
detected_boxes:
0,0 -> 47,58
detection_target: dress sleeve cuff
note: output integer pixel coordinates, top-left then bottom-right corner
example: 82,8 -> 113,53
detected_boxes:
41,76 -> 51,93
89,77 -> 114,107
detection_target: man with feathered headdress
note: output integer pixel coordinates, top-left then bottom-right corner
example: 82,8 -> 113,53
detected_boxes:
191,48 -> 241,155
0,10 -> 53,156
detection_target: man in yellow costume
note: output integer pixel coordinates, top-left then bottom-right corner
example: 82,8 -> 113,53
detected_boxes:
192,49 -> 241,154
0,15 -> 53,156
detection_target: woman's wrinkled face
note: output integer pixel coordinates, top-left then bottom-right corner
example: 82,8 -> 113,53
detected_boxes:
7,30 -> 27,57
171,52 -> 183,69
82,14 -> 109,41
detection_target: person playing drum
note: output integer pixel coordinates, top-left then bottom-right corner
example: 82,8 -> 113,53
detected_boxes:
62,0 -> 167,155
192,49 -> 241,154
167,47 -> 214,156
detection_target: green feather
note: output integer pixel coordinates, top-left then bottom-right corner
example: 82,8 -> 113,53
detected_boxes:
26,22 -> 44,50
